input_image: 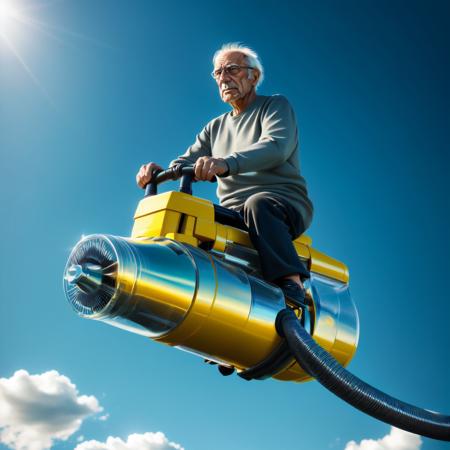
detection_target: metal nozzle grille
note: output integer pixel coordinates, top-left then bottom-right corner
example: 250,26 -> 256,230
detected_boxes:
64,236 -> 118,316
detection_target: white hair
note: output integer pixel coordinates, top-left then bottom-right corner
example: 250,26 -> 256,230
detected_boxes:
213,42 -> 264,89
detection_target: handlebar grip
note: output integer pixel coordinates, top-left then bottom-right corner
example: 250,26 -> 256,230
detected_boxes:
142,164 -> 224,197
144,168 -> 163,197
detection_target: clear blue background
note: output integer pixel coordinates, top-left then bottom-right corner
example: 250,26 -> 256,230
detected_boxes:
1,1 -> 449,449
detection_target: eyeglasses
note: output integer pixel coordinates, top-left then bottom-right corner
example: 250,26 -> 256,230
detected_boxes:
211,64 -> 254,79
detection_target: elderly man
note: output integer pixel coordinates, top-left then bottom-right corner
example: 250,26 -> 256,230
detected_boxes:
136,43 -> 313,309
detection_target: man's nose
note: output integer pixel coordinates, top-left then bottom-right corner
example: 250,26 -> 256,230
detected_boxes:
218,70 -> 231,83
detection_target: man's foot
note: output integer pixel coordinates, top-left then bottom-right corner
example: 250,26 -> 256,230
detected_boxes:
277,279 -> 307,310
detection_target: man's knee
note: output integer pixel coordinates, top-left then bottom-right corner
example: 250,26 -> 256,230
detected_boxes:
243,192 -> 276,216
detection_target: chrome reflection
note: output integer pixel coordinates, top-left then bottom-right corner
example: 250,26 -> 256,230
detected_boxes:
64,235 -> 197,337
309,272 -> 359,366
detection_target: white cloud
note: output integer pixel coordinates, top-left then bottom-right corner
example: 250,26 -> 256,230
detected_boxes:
344,427 -> 422,450
0,369 -> 103,450
75,432 -> 185,450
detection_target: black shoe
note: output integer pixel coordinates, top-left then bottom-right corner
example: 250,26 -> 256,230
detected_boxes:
277,279 -> 307,310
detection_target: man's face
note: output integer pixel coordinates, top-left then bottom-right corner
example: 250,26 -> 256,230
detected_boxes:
214,51 -> 258,103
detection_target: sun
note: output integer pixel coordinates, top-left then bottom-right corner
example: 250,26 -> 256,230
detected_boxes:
0,2 -> 18,18
0,1 -> 20,34
0,0 -> 26,47
0,0 -> 54,102
0,0 -> 106,103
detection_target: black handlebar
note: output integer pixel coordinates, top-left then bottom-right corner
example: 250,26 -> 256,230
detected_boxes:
144,165 -> 218,197
142,165 -> 247,232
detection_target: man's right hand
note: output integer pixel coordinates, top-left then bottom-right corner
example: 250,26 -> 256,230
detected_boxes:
136,162 -> 163,188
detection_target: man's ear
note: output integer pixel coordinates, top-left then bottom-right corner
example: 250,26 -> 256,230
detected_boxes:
252,69 -> 260,86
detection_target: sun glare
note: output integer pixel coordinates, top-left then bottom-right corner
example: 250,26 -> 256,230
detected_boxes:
1,0 -> 107,104
0,3 -> 18,17
0,3 -> 15,17
0,1 -> 24,45
0,1 -> 20,31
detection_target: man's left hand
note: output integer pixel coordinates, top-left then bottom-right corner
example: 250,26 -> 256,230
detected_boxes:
194,157 -> 229,181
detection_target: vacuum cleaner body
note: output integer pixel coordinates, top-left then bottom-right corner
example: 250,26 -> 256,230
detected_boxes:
64,189 -> 359,382
63,168 -> 450,440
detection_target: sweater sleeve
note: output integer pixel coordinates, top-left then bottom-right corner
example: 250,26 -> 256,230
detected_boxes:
223,96 -> 298,175
170,123 -> 212,167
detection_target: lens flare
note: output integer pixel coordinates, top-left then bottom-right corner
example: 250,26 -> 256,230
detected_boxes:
0,0 -> 108,105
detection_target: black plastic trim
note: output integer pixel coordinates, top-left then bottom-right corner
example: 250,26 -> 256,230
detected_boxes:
238,340 -> 294,381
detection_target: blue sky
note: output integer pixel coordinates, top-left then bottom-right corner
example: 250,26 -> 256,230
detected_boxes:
0,1 -> 449,449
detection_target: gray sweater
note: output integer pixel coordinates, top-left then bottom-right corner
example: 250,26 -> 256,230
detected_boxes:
171,94 -> 313,229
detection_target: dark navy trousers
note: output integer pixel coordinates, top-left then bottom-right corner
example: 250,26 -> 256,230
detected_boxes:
235,192 -> 310,282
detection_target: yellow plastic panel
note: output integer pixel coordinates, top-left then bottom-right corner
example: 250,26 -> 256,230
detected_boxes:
165,232 -> 198,246
226,226 -> 252,247
134,191 -> 214,221
131,210 -> 181,239
213,224 -> 228,252
293,242 -> 310,260
194,217 -> 216,241
309,248 -> 349,283
179,215 -> 196,235
294,234 -> 312,246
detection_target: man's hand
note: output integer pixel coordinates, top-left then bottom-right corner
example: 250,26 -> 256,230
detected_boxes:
136,162 -> 163,188
194,157 -> 229,181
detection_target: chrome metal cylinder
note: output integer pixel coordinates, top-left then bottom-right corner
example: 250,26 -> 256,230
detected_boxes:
64,235 -> 199,337
63,234 -> 359,382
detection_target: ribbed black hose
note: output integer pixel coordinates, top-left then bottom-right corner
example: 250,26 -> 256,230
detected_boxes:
277,308 -> 450,441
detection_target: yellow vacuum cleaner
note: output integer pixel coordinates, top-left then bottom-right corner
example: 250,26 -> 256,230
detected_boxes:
63,166 -> 450,441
